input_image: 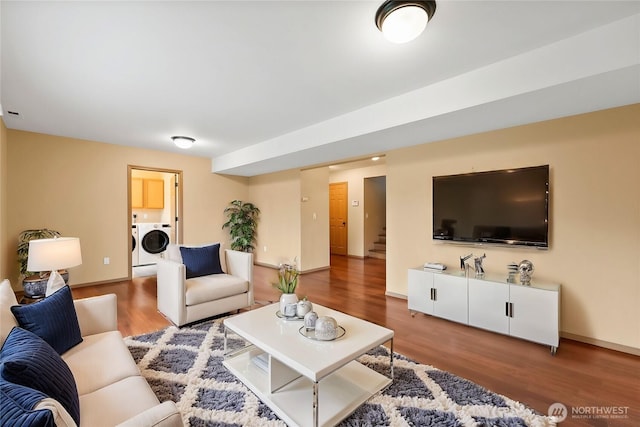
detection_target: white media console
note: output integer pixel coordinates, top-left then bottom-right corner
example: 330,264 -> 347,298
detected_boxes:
408,268 -> 560,354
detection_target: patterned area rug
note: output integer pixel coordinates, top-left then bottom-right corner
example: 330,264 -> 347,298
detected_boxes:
125,317 -> 557,427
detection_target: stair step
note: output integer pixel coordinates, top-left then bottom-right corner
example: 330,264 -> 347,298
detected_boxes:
369,225 -> 387,259
368,249 -> 386,260
373,242 -> 386,250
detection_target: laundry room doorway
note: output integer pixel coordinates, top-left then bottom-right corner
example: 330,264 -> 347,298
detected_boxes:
128,165 -> 183,278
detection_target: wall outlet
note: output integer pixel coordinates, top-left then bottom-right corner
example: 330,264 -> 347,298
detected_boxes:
263,246 -> 268,252
103,257 -> 110,265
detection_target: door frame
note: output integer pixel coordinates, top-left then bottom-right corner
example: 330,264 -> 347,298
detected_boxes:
128,165 -> 183,278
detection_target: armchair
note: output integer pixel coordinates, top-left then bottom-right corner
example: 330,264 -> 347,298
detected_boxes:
157,243 -> 254,327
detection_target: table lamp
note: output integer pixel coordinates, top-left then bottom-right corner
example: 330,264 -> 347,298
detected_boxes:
27,237 -> 82,296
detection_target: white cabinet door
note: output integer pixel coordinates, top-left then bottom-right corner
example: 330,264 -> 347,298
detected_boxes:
433,274 -> 468,324
468,278 -> 509,334
509,284 -> 559,347
408,269 -> 434,315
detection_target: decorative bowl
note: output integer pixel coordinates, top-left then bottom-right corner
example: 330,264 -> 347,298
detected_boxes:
314,316 -> 338,340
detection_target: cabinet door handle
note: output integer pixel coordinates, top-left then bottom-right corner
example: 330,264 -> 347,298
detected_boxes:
505,302 -> 515,317
505,302 -> 514,318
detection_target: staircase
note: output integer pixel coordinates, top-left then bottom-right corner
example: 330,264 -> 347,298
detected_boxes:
368,227 -> 386,260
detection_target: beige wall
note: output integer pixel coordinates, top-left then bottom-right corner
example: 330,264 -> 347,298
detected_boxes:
248,167 -> 330,273
249,169 -> 301,269
0,119 -> 7,281
5,130 -> 248,289
330,163 -> 387,257
387,104 -> 640,350
300,167 -> 330,271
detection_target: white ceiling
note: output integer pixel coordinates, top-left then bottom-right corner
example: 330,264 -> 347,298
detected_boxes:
2,1 -> 639,176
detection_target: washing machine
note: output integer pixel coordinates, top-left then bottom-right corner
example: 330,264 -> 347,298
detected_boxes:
131,224 -> 140,267
138,223 -> 172,265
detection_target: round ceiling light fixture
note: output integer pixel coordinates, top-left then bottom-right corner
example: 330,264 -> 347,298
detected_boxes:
375,1 -> 436,44
171,136 -> 195,149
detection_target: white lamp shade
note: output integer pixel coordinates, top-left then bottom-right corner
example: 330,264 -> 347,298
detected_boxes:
381,5 -> 428,43
27,237 -> 82,272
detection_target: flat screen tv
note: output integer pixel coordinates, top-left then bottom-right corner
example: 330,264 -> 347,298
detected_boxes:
433,165 -> 549,248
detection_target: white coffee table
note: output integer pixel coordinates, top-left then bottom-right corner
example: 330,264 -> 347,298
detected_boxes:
223,303 -> 394,427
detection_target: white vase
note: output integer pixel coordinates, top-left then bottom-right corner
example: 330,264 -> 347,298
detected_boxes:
279,293 -> 298,315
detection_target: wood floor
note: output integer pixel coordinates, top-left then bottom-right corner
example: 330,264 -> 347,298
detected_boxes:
72,255 -> 639,427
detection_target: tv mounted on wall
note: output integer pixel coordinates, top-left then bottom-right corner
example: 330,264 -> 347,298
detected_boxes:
433,165 -> 549,248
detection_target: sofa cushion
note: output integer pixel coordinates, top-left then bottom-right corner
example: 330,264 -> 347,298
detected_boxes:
62,331 -> 141,396
180,244 -> 224,279
0,378 -> 56,427
185,274 -> 249,306
79,375 -> 160,427
11,285 -> 83,354
0,279 -> 19,348
0,327 -> 80,425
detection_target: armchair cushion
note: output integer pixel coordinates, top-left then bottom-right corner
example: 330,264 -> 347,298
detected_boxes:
0,378 -> 56,427
180,244 -> 224,279
0,327 -> 80,425
185,274 -> 249,306
10,285 -> 83,355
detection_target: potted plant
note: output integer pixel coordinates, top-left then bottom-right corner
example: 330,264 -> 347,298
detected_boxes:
273,260 -> 300,314
17,228 -> 62,297
222,200 -> 260,252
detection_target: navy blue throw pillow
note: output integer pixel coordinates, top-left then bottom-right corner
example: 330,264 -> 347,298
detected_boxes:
0,378 -> 55,427
180,244 -> 224,279
0,327 -> 80,425
11,285 -> 83,355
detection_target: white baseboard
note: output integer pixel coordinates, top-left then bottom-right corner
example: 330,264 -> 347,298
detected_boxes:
560,332 -> 640,356
385,291 -> 408,300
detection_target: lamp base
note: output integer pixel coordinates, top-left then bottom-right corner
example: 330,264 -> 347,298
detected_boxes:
22,270 -> 69,298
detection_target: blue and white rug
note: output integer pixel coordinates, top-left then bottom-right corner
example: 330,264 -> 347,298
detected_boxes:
125,317 -> 557,427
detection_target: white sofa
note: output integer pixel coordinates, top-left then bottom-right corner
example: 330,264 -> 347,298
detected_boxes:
157,243 -> 254,327
0,279 -> 183,427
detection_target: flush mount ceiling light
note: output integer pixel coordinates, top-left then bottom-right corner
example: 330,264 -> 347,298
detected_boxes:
375,1 -> 436,44
171,136 -> 195,149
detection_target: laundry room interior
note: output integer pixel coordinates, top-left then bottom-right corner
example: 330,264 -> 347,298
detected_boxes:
131,168 -> 179,278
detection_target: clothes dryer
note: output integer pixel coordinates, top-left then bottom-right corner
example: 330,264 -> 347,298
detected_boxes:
132,224 -> 140,267
138,223 -> 172,265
